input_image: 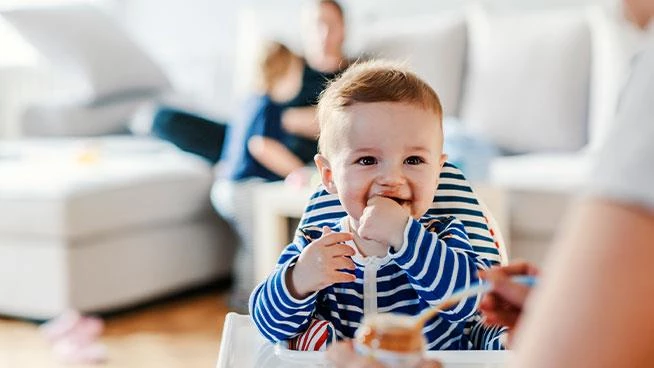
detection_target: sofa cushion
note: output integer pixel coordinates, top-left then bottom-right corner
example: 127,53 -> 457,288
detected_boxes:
460,6 -> 591,153
0,137 -> 213,239
0,217 -> 232,318
1,3 -> 170,102
359,14 -> 467,116
489,152 -> 591,192
21,95 -> 154,136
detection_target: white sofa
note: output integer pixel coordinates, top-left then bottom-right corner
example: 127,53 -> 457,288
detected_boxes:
234,2 -> 641,266
0,5 -> 240,319
0,136 -> 236,319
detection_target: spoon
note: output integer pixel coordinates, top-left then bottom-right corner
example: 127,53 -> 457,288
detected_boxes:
413,275 -> 538,329
355,275 -> 538,353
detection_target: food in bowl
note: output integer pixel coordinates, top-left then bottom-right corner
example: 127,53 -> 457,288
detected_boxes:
354,313 -> 425,368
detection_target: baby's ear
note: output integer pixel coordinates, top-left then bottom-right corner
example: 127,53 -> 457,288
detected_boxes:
439,153 -> 448,168
314,154 -> 337,194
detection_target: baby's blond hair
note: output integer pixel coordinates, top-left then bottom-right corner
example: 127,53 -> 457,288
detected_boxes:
317,60 -> 443,155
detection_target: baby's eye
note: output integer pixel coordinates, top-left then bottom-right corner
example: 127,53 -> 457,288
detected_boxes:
356,156 -> 377,166
404,156 -> 425,165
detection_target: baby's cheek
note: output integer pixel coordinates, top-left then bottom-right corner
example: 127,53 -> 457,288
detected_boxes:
345,193 -> 364,214
413,197 -> 433,218
337,174 -> 369,211
339,191 -> 365,220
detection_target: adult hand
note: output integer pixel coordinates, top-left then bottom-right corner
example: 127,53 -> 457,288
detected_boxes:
478,261 -> 539,346
326,340 -> 442,368
358,196 -> 409,251
288,227 -> 356,298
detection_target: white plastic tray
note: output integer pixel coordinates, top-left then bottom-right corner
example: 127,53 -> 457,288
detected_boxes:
218,313 -> 509,368
275,342 -> 508,367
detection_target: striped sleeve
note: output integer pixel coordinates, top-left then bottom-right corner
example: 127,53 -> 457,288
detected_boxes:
249,236 -> 319,343
389,217 -> 488,322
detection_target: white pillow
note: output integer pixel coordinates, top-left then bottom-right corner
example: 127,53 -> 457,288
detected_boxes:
1,3 -> 170,102
22,97 -> 153,136
358,14 -> 467,117
460,6 -> 591,153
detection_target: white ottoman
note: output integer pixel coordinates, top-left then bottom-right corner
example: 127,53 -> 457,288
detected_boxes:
0,137 -> 235,319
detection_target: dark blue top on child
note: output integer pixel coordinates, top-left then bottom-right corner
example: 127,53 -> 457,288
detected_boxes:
222,95 -> 290,182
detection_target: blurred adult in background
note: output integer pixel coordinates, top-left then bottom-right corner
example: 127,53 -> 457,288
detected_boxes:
280,0 -> 349,186
328,0 -> 654,366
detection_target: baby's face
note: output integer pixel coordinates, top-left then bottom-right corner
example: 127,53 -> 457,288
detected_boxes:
318,102 -> 445,225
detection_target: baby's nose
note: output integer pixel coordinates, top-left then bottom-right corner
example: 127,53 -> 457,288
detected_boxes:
377,165 -> 405,187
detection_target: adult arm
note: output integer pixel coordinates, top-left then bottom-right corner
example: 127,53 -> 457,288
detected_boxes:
511,200 -> 654,368
247,136 -> 304,178
281,106 -> 320,139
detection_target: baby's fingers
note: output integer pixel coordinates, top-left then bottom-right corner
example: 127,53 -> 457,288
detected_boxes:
318,231 -> 354,246
327,243 -> 356,257
330,271 -> 356,284
332,256 -> 356,271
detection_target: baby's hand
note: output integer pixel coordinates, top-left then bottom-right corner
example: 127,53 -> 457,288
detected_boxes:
288,227 -> 356,299
358,196 -> 410,251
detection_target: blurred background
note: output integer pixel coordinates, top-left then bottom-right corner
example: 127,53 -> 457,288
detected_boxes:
0,0 -> 645,366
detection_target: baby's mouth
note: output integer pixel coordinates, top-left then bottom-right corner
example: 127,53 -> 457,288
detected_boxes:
383,195 -> 410,207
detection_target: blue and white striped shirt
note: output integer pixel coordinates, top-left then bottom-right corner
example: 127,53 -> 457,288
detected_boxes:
250,214 -> 492,350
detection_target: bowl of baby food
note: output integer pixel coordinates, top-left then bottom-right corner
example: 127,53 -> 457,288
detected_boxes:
354,313 -> 425,368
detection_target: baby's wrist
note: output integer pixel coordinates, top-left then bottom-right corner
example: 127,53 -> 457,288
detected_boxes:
389,216 -> 411,251
286,264 -> 312,299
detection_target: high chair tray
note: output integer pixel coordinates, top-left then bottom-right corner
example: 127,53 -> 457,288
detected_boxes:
275,340 -> 508,366
218,313 -> 509,368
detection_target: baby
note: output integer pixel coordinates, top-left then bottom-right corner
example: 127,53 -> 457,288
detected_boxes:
250,60 -> 490,350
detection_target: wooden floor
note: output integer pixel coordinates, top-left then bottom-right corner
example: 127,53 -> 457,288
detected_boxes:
0,287 -> 231,368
